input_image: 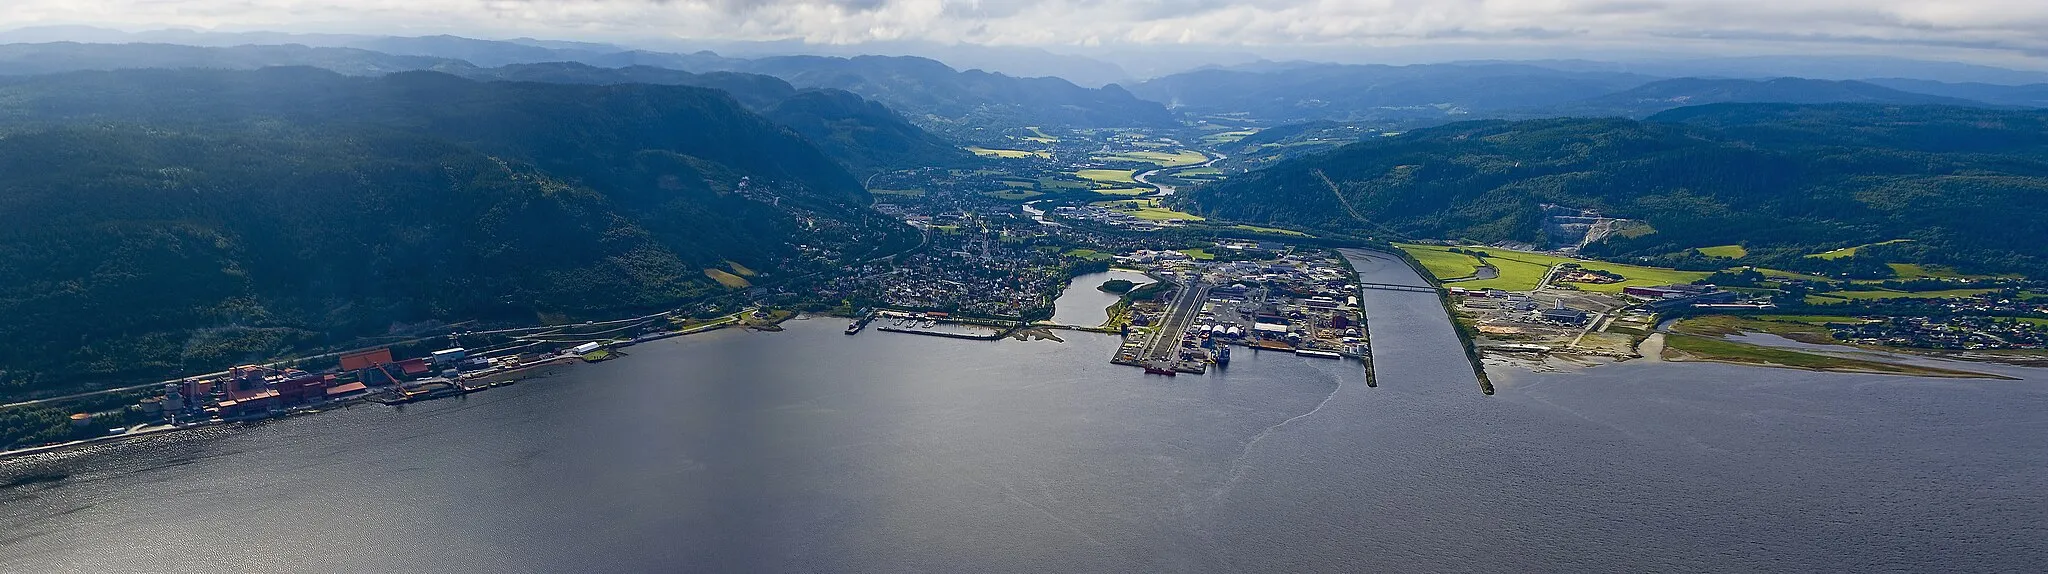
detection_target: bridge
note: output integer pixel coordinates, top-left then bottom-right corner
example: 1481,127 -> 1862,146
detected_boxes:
1359,282 -> 1441,294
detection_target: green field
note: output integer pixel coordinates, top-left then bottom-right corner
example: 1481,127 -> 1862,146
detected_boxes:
1399,244 -> 1549,290
1105,150 -> 1208,167
1229,224 -> 1310,237
1672,315 -> 1836,343
1178,248 -> 1217,260
1092,187 -> 1152,196
967,146 -> 1046,159
1807,288 -> 1999,303
1094,198 -> 1204,221
1696,244 -> 1748,258
1174,166 -> 1222,177
1399,244 -> 1709,293
1750,267 -> 1836,282
1023,126 -> 1060,143
704,268 -> 751,289
1405,247 -> 1485,280
1077,169 -> 1138,184
983,190 -> 1042,200
1808,239 -> 1912,260
1749,314 -> 1878,325
1063,248 -> 1114,262
1886,263 -> 1993,280
1037,176 -> 1089,190
1200,129 -> 1258,145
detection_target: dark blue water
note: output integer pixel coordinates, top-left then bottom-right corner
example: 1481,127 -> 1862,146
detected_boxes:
1,250 -> 2042,572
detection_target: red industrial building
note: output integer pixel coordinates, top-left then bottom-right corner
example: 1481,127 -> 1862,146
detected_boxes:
339,348 -> 395,372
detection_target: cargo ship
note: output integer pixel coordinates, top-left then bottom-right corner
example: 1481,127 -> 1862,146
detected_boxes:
1143,364 -> 1178,376
1214,346 -> 1230,365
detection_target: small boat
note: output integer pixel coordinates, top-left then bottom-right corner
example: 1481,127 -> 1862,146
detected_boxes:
845,322 -> 863,335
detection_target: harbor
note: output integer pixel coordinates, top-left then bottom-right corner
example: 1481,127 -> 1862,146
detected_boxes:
1105,245 -> 1372,375
841,245 -> 1376,378
0,308 -> 774,461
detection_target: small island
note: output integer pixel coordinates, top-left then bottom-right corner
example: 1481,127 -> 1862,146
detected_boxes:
1097,279 -> 1137,294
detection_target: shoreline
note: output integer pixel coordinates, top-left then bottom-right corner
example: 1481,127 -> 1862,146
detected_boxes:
0,314 -> 767,462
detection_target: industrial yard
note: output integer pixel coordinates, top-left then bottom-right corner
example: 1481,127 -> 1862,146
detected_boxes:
1103,243 -> 1369,375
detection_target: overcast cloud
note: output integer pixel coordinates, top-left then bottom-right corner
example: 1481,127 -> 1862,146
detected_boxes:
8,0 -> 2048,65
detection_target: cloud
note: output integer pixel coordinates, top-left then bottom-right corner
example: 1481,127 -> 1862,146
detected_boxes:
7,0 -> 2048,63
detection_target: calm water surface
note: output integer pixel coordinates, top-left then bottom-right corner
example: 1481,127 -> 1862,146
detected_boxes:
1049,269 -> 1152,327
2,251 -> 2043,572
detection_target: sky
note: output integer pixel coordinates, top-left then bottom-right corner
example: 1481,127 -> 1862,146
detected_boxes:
8,0 -> 2048,67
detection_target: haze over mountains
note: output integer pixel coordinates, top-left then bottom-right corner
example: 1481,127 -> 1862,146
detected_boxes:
6,26 -> 2048,396
10,30 -> 2048,136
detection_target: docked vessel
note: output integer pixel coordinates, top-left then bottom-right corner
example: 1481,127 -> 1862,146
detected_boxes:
1143,364 -> 1178,376
1214,346 -> 1231,365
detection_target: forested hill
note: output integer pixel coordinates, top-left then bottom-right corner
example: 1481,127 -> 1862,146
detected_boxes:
455,62 -> 974,177
1172,104 -> 2048,277
739,54 -> 1177,133
0,68 -> 909,397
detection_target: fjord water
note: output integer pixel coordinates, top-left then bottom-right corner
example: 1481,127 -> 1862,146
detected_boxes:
3,252 -> 2044,572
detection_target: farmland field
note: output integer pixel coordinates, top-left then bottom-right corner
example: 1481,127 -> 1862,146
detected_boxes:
1229,224 -> 1309,237
1404,247 -> 1484,280
1696,244 -> 1747,258
1105,149 -> 1208,167
1807,288 -> 1999,302
1093,198 -> 1204,221
1808,239 -> 1911,260
704,268 -> 752,289
1077,169 -> 1138,184
983,190 -> 1042,200
1398,243 -> 1709,292
967,146 -> 1046,159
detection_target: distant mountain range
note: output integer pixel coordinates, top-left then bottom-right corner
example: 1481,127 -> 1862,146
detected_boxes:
1135,62 -> 2048,125
0,37 -> 1174,134
1534,77 -> 1993,118
455,62 -> 973,176
1130,62 -> 1654,124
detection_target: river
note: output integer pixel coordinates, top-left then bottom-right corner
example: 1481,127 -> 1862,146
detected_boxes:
2,251 -> 2043,572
